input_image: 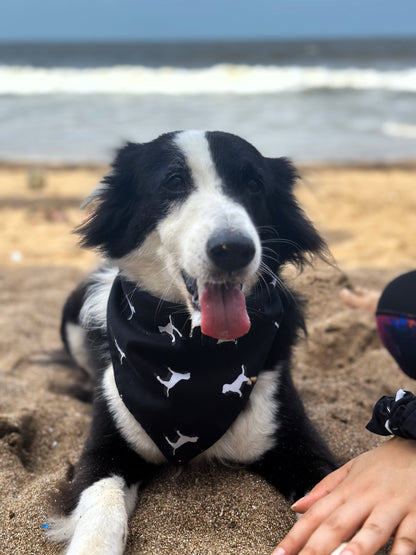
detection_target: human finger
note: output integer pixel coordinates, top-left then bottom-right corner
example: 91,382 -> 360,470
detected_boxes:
339,286 -> 380,314
292,462 -> 352,513
294,502 -> 368,555
339,507 -> 402,555
389,512 -> 416,555
273,493 -> 361,555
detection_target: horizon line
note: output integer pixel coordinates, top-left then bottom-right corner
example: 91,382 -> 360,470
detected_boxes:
1,34 -> 416,45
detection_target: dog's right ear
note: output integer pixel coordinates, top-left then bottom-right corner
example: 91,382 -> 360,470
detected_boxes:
80,142 -> 142,208
80,184 -> 106,210
77,142 -> 144,257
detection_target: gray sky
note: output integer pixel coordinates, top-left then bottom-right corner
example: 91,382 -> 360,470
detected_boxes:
1,0 -> 415,41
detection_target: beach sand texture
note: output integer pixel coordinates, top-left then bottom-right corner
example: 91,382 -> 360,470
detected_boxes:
1,162 -> 415,554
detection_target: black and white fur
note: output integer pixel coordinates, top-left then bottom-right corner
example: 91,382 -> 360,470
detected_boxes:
52,130 -> 337,554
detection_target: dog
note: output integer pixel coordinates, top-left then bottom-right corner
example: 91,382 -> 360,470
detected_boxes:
50,130 -> 337,554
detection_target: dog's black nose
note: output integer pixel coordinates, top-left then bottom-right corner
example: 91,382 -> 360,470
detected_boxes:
207,231 -> 256,272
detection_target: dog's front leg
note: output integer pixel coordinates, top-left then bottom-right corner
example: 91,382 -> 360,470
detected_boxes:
64,475 -> 138,555
48,394 -> 157,555
248,371 -> 337,500
49,467 -> 142,555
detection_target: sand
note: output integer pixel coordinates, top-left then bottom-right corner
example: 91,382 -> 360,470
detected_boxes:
1,162 -> 415,554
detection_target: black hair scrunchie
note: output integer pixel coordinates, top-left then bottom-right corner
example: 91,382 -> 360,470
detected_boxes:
366,389 -> 416,439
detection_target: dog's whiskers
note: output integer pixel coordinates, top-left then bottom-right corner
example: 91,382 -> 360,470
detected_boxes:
261,236 -> 304,252
258,260 -> 296,306
258,224 -> 280,239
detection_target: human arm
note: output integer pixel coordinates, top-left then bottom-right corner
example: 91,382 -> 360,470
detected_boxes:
273,436 -> 416,555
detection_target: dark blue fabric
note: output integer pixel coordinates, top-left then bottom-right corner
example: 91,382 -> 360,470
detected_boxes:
376,270 -> 416,379
368,271 -> 416,439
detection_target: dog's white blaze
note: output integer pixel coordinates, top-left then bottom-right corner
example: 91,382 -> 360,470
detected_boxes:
173,130 -> 261,288
102,365 -> 167,464
174,130 -> 222,193
48,476 -> 138,555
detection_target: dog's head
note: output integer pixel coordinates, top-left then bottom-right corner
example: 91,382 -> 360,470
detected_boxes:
79,130 -> 326,340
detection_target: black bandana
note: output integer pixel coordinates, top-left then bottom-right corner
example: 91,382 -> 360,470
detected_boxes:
107,275 -> 283,464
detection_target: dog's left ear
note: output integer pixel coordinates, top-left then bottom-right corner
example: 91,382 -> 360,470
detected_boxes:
266,157 -> 329,267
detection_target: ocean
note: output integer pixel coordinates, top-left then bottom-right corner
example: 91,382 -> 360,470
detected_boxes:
0,38 -> 415,164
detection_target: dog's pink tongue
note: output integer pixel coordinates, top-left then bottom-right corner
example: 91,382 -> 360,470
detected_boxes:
200,283 -> 250,340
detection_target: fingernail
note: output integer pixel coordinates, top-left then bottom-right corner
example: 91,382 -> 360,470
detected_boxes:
273,548 -> 285,555
290,495 -> 305,509
341,551 -> 354,555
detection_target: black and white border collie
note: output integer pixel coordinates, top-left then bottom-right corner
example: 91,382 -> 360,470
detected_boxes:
51,130 -> 337,554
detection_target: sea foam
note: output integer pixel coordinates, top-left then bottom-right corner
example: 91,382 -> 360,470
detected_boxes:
1,64 -> 416,95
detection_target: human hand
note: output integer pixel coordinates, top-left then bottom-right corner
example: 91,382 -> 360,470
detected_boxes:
273,437 -> 416,555
339,286 -> 380,315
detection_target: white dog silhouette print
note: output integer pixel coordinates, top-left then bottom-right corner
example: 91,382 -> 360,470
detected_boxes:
164,430 -> 199,455
158,315 -> 183,344
113,338 -> 126,365
125,292 -> 136,320
155,367 -> 191,397
222,365 -> 256,397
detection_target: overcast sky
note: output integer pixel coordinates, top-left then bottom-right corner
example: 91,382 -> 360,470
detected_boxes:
1,0 -> 416,42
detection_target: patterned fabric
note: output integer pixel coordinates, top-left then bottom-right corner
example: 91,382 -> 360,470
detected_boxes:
107,275 -> 284,464
376,314 -> 416,379
367,271 -> 416,438
375,269 -> 416,379
366,389 -> 416,439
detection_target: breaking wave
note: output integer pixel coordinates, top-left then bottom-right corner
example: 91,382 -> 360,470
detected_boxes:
382,121 -> 416,139
1,64 -> 416,95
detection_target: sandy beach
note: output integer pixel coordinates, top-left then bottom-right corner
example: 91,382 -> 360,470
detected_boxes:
1,161 -> 415,554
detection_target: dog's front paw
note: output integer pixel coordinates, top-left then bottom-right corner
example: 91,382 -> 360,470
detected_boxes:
47,476 -> 137,555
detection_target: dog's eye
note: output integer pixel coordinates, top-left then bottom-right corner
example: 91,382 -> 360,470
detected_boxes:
246,178 -> 263,195
163,174 -> 187,193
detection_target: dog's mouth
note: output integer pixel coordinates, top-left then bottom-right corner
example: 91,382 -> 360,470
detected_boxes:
182,271 -> 250,340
